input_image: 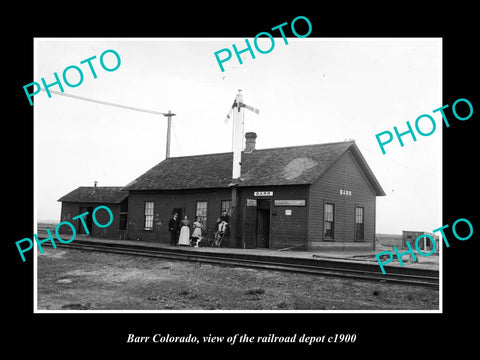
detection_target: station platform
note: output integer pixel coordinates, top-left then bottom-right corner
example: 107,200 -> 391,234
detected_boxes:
49,233 -> 440,271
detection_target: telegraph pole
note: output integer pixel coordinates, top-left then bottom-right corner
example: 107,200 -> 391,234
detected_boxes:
41,90 -> 176,160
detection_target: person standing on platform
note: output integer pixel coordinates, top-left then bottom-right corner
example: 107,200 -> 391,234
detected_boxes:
168,213 -> 179,246
191,216 -> 203,247
178,215 -> 191,246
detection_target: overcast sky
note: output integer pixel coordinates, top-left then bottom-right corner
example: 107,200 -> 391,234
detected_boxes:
34,38 -> 442,234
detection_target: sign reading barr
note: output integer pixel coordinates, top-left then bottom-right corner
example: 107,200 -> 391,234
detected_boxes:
254,191 -> 273,197
274,200 -> 306,206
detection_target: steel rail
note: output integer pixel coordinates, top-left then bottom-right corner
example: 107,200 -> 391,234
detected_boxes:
40,241 -> 439,288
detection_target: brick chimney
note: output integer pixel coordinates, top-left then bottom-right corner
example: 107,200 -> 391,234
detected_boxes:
244,132 -> 257,152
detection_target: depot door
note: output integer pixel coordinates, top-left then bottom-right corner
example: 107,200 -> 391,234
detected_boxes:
256,200 -> 270,248
78,206 -> 93,234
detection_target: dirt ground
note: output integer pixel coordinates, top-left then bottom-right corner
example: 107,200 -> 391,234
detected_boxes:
36,248 -> 439,311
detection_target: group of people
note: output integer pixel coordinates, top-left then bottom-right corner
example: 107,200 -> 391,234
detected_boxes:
168,210 -> 230,247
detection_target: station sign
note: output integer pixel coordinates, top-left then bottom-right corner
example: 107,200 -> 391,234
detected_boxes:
246,199 -> 257,206
254,191 -> 273,197
274,200 -> 306,206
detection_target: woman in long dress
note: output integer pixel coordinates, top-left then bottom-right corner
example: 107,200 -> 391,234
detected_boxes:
178,216 -> 191,246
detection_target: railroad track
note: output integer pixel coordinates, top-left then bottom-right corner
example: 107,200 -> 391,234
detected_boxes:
40,239 -> 439,288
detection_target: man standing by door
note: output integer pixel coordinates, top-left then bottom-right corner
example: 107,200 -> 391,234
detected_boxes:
169,213 -> 179,246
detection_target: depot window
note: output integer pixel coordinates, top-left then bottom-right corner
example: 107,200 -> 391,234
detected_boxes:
324,202 -> 335,240
144,201 -> 154,230
196,201 -> 208,227
221,200 -> 232,215
355,206 -> 364,241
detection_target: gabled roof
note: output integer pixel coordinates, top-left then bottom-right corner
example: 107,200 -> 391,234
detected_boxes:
58,186 -> 128,204
122,141 -> 385,196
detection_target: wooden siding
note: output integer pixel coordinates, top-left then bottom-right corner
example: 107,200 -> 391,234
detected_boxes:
236,185 -> 309,250
59,201 -> 123,239
127,186 -> 309,249
308,150 -> 376,250
126,188 -> 232,243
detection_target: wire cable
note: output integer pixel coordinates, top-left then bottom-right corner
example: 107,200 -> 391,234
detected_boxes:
40,89 -> 168,116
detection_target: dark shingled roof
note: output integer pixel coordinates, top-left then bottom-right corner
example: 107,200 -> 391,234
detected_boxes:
122,141 -> 385,196
58,186 -> 128,203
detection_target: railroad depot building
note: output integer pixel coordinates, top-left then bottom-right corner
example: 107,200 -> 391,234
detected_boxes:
58,133 -> 385,251
58,186 -> 129,240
